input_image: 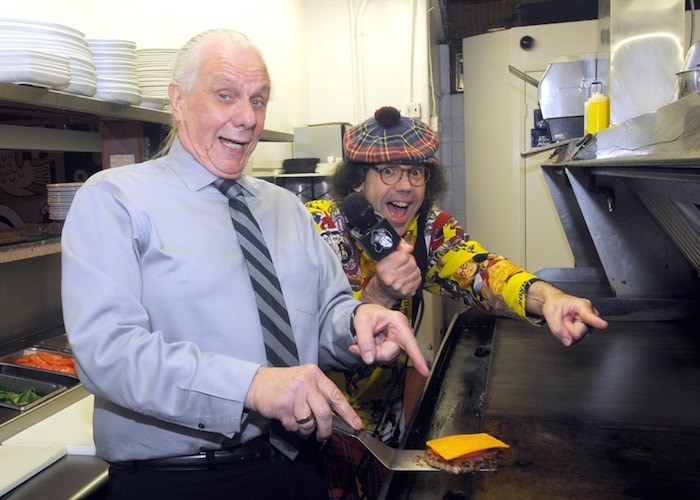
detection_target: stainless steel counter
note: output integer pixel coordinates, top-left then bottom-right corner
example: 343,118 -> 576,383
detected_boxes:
0,328 -> 106,499
1,455 -> 107,499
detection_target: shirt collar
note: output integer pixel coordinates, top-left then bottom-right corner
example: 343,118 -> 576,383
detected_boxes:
166,137 -> 258,197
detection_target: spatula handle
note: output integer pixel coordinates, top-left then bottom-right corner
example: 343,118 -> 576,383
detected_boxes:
331,413 -> 360,437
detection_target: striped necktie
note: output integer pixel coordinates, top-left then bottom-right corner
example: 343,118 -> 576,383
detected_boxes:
214,178 -> 302,460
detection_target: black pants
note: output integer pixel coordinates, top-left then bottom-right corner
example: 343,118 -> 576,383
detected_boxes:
107,442 -> 328,500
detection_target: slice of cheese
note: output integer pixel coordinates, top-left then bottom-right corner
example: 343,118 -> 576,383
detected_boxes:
426,433 -> 510,461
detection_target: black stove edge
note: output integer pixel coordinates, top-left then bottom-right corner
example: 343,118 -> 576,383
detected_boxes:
380,309 -> 496,499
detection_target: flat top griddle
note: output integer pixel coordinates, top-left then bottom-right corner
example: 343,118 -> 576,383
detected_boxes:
382,309 -> 700,499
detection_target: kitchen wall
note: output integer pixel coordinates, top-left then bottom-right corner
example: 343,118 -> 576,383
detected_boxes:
3,0 -> 439,133
463,20 -> 599,273
3,0 -> 309,133
462,10 -> 700,273
2,0 -> 448,359
305,0 -> 434,127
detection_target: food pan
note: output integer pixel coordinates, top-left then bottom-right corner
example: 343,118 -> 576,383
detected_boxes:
34,333 -> 72,353
0,373 -> 67,411
0,347 -> 78,378
0,363 -> 80,388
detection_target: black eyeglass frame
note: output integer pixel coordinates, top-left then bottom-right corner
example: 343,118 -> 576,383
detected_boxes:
368,164 -> 431,187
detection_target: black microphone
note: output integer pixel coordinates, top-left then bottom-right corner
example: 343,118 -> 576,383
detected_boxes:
341,193 -> 402,261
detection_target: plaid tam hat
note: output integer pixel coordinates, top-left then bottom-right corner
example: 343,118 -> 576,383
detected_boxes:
343,106 -> 439,164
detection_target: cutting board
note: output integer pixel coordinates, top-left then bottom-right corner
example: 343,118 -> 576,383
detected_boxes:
3,395 -> 96,456
0,444 -> 66,496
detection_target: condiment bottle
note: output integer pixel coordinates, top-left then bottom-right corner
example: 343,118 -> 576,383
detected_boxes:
585,81 -> 610,134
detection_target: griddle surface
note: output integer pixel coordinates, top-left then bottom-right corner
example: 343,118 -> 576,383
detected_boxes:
477,416 -> 700,499
485,318 -> 700,428
383,314 -> 700,499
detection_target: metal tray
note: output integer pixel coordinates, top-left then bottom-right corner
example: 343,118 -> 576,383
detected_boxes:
0,373 -> 67,411
0,347 -> 77,378
34,334 -> 72,353
0,364 -> 80,388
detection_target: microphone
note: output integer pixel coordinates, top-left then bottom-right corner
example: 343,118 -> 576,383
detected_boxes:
341,193 -> 402,261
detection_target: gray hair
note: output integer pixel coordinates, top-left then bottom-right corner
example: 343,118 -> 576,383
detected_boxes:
155,29 -> 268,157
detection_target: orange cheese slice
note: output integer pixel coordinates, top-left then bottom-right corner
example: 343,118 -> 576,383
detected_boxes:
426,433 -> 510,461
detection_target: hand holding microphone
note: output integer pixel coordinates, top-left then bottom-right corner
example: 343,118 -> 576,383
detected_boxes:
341,193 -> 422,302
341,193 -> 402,261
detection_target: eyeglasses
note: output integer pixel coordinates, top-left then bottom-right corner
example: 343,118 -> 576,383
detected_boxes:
369,164 -> 431,187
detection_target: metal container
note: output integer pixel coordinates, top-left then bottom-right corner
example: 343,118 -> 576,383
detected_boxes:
673,69 -> 700,100
34,334 -> 72,354
537,53 -> 604,141
0,363 -> 79,388
293,123 -> 349,162
0,372 -> 66,411
0,347 -> 77,378
282,157 -> 320,174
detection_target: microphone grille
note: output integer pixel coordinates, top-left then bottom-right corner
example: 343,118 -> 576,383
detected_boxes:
341,193 -> 376,231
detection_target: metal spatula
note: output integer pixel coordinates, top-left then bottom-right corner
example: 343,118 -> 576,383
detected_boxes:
331,416 -> 500,473
331,415 -> 438,471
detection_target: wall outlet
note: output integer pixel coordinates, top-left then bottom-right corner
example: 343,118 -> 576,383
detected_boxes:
406,102 -> 421,118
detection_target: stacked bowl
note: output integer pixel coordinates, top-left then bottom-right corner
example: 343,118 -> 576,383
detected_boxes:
88,38 -> 141,105
136,48 -> 178,110
46,182 -> 83,221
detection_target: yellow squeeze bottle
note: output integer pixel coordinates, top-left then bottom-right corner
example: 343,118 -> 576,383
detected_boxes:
585,82 -> 610,134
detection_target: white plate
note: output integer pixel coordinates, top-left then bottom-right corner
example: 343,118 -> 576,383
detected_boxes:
139,96 -> 169,109
47,182 -> 83,191
87,38 -> 136,49
0,67 -> 70,89
0,17 -> 85,38
62,81 -> 97,97
93,89 -> 142,105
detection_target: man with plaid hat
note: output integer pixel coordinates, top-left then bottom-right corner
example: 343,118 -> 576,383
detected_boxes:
306,106 -> 608,499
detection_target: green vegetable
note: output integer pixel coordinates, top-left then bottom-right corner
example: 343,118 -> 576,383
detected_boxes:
0,386 -> 41,406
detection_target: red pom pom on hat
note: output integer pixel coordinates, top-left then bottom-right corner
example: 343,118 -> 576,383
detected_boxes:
374,106 -> 401,128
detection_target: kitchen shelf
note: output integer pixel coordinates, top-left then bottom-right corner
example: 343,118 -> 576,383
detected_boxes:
0,238 -> 60,264
0,82 -> 171,125
0,81 -> 293,142
0,124 -> 100,153
275,172 -> 327,178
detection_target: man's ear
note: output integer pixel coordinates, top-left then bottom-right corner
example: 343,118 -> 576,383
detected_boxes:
168,83 -> 181,115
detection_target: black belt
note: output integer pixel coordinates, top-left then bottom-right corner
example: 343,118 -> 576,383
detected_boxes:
111,435 -> 279,471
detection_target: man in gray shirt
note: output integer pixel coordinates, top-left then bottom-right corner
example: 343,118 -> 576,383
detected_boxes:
61,29 -> 429,499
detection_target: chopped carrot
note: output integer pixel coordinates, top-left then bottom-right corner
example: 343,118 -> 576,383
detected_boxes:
14,352 -> 77,375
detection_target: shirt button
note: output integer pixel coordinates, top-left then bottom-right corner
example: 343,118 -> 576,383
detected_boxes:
198,423 -> 205,429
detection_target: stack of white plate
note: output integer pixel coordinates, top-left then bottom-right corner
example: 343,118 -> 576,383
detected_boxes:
88,38 -> 141,105
46,182 -> 83,221
0,17 -> 97,96
0,49 -> 70,89
136,48 -> 178,110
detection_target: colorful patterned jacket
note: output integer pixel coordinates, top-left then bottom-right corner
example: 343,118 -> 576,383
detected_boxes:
306,199 -> 541,443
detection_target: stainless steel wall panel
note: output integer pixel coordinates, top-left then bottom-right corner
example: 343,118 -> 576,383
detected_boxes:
602,0 -> 685,125
0,251 -> 63,349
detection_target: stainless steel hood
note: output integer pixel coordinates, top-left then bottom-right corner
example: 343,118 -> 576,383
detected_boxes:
541,92 -> 700,316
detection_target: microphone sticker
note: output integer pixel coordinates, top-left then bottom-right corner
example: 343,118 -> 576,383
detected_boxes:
370,228 -> 395,253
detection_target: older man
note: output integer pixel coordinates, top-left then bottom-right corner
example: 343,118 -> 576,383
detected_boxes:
61,32 -> 428,499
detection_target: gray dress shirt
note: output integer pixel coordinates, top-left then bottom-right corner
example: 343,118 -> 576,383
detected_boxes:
61,138 -> 360,462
